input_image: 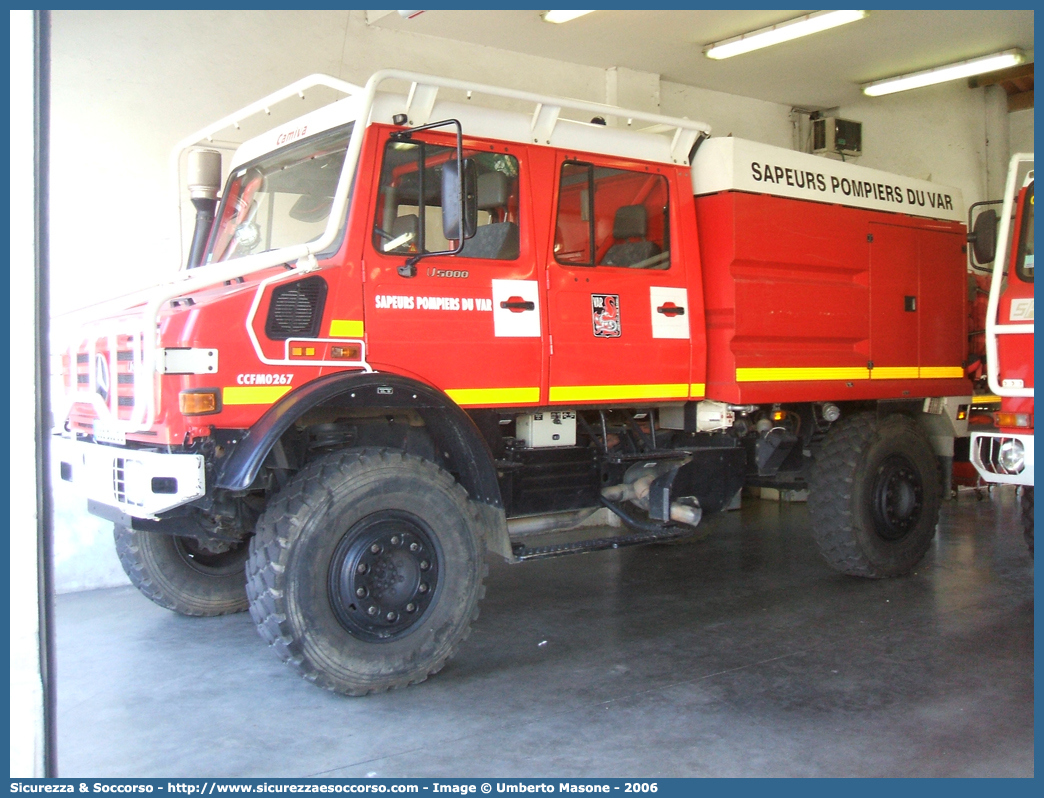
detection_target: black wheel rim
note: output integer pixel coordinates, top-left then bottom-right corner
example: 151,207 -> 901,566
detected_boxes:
871,454 -> 924,541
328,511 -> 441,642
172,536 -> 249,576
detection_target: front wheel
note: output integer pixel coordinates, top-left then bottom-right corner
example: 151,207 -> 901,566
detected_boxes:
246,449 -> 487,695
808,412 -> 941,578
114,524 -> 250,616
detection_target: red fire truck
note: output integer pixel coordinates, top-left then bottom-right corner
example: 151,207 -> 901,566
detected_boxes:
58,72 -> 972,695
970,153 -> 1034,554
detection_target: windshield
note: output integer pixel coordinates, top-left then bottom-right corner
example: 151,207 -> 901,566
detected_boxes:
206,123 -> 354,264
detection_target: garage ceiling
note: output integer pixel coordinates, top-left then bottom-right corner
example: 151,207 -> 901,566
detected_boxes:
366,9 -> 1034,109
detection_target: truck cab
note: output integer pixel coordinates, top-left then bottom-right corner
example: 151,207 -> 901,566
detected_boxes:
970,153 -> 1034,553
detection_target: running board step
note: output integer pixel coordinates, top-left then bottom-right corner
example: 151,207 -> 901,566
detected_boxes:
510,525 -> 697,562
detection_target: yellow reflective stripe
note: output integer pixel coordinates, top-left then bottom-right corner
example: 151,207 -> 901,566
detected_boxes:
736,367 -> 870,382
737,366 -> 965,382
690,383 -> 706,398
871,367 -> 919,380
445,387 -> 540,405
223,386 -> 292,405
549,384 -> 689,402
329,319 -> 364,337
919,366 -> 965,378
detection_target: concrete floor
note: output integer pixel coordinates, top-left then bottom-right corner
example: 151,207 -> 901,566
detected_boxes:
56,487 -> 1034,778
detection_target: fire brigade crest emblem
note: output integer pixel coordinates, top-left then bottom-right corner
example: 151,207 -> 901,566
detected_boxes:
591,294 -> 621,338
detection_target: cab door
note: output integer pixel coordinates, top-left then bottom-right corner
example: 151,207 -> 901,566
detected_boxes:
995,179 -> 1035,397
363,130 -> 543,408
546,157 -> 691,405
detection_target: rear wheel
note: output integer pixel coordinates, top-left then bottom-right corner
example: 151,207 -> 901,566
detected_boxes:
246,449 -> 487,695
114,524 -> 250,616
1021,486 -> 1034,558
808,412 -> 941,578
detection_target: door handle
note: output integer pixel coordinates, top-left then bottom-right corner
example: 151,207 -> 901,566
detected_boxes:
657,303 -> 685,317
500,298 -> 535,312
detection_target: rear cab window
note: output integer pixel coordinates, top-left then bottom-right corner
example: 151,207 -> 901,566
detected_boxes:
554,162 -> 670,270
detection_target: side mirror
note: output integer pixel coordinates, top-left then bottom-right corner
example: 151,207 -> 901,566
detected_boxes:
442,158 -> 478,241
969,208 -> 998,266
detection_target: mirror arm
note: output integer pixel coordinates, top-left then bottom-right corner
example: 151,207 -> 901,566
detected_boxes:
395,118 -> 467,279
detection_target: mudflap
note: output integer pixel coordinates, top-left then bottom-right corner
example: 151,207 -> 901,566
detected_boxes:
670,447 -> 747,514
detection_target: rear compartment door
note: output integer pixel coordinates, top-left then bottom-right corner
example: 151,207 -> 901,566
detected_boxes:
869,222 -> 920,378
545,156 -> 691,405
869,221 -> 966,380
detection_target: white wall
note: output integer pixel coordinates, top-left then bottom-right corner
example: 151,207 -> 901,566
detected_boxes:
1009,108 -> 1034,157
49,10 -> 1033,592
661,80 -> 795,149
832,81 -> 1015,209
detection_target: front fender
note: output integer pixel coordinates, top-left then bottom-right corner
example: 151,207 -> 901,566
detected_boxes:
214,371 -> 503,510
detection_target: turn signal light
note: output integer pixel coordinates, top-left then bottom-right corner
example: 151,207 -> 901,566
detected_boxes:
995,412 -> 1032,428
331,345 -> 361,359
180,389 -> 220,416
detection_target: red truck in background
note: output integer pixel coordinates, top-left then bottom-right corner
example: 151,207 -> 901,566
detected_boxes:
57,72 -> 972,695
970,153 -> 1034,555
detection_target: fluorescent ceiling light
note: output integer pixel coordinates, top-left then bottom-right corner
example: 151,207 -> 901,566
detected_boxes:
703,10 -> 868,59
862,49 -> 1025,96
543,10 -> 594,24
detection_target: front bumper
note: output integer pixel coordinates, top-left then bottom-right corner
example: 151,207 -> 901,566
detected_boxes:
969,431 -> 1034,487
55,437 -> 206,519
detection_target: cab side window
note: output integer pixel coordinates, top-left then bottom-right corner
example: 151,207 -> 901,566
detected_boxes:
1015,181 -> 1034,283
372,140 -> 520,260
554,162 -> 670,269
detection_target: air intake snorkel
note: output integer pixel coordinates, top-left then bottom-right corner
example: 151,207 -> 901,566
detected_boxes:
185,149 -> 222,269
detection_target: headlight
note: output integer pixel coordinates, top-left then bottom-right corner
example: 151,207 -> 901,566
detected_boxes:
998,439 -> 1026,473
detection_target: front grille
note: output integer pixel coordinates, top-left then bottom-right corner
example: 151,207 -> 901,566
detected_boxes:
265,276 -> 328,340
68,332 -> 143,422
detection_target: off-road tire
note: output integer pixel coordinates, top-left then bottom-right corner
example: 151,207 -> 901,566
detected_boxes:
114,524 -> 250,616
808,412 -> 941,578
1021,486 -> 1034,558
246,449 -> 488,695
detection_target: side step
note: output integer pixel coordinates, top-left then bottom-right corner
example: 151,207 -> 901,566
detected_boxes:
510,525 -> 697,562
